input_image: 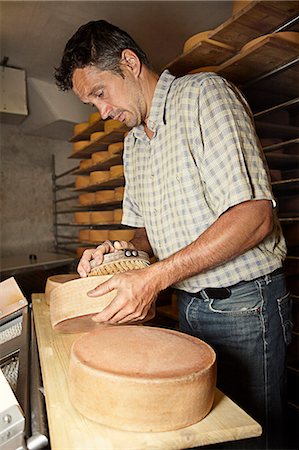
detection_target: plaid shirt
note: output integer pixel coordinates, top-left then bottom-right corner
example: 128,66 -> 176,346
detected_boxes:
122,70 -> 286,291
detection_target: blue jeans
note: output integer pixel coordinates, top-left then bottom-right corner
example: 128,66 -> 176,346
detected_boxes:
177,269 -> 292,450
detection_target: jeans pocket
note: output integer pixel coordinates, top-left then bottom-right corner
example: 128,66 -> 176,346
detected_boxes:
209,284 -> 262,316
277,292 -> 293,346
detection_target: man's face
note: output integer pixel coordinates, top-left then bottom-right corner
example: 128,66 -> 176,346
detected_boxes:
72,65 -> 146,128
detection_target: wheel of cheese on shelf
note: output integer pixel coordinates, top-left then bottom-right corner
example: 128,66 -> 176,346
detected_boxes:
74,212 -> 90,224
104,119 -> 123,133
72,140 -> 91,154
88,112 -> 102,124
74,122 -> 89,136
109,229 -> 135,242
89,229 -> 110,243
110,165 -> 124,179
68,326 -> 216,431
114,186 -> 124,201
79,193 -> 96,206
241,32 -> 299,54
79,229 -> 90,242
108,142 -> 124,156
113,208 -> 123,223
89,171 -> 110,185
79,159 -> 92,170
90,211 -> 114,224
75,176 -> 90,189
91,151 -> 110,165
90,131 -> 106,142
45,274 -> 80,306
183,30 -> 233,54
95,190 -> 115,204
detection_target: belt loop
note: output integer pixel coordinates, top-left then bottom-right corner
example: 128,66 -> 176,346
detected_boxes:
264,274 -> 271,285
200,289 -> 210,302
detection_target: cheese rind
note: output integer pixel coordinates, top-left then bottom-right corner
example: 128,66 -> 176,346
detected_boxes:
68,326 -> 216,431
114,186 -> 124,201
89,229 -> 110,243
95,190 -> 115,204
90,131 -> 106,142
79,229 -> 90,242
90,211 -> 114,224
79,159 -> 92,170
91,152 -> 109,165
74,123 -> 89,136
79,193 -> 96,205
113,209 -> 123,223
109,229 -> 135,242
75,176 -> 90,189
108,142 -> 124,156
45,274 -> 80,306
73,141 -> 90,153
110,165 -> 124,179
104,119 -> 123,133
74,212 -> 90,224
89,171 -> 110,185
89,112 -> 102,124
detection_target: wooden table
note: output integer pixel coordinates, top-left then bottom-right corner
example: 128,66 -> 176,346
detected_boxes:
32,294 -> 262,450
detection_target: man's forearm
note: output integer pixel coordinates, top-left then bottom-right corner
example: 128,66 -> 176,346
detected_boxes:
131,228 -> 154,256
150,200 -> 273,291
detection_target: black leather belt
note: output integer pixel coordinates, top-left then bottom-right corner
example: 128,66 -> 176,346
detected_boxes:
184,267 -> 284,300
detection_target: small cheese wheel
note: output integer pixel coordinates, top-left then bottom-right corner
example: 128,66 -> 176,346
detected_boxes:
74,122 -> 89,136
89,171 -> 110,185
113,209 -> 123,223
79,159 -> 92,170
95,190 -> 115,204
89,112 -> 102,124
73,141 -> 90,153
75,176 -> 90,189
45,274 -> 80,306
90,211 -> 114,224
79,193 -> 96,205
68,326 -> 216,431
114,186 -> 124,201
89,229 -> 110,243
108,142 -> 124,156
109,229 -> 135,242
74,212 -> 90,224
90,131 -> 106,142
110,165 -> 124,178
79,229 -> 90,242
91,152 -> 109,165
104,119 -> 123,133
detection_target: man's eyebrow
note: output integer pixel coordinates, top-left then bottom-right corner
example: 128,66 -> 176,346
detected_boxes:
88,84 -> 104,97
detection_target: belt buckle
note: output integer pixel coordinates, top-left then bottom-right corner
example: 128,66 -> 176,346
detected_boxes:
204,287 -> 231,299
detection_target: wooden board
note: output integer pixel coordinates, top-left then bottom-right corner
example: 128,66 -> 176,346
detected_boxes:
74,176 -> 125,192
209,1 -> 299,48
218,34 -> 299,85
69,128 -> 128,159
72,154 -> 123,175
69,119 -> 105,143
32,294 -> 262,450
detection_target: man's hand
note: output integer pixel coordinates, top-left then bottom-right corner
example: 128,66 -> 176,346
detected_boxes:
87,266 -> 159,324
77,240 -> 136,277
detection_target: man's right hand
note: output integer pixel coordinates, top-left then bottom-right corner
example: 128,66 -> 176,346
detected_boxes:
77,240 -> 136,277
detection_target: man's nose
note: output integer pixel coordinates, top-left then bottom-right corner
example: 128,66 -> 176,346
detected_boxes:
94,100 -> 112,120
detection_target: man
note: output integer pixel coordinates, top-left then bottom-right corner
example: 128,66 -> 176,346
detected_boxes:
55,20 -> 292,449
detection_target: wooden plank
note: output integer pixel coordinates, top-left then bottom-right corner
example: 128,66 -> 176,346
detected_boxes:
218,35 -> 299,85
72,154 -> 123,175
32,295 -> 262,450
74,176 -> 125,192
256,122 -> 299,140
69,120 -> 105,143
209,1 -> 299,48
265,152 -> 299,170
247,63 -> 299,98
69,129 -> 128,159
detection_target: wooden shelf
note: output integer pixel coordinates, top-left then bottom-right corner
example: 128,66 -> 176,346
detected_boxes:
209,1 -> 299,49
266,152 -> 299,170
71,201 -> 122,211
256,121 -> 299,139
69,128 -> 128,159
218,34 -> 299,86
263,138 -> 299,153
74,176 -> 125,192
69,119 -> 105,143
55,223 -> 128,229
272,178 -> 299,194
72,154 -> 123,175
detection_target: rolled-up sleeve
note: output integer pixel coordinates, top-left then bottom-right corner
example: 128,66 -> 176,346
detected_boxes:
198,76 -> 274,217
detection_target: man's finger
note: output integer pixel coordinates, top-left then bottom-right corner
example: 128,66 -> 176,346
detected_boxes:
77,248 -> 96,277
91,296 -> 130,322
87,276 -> 117,297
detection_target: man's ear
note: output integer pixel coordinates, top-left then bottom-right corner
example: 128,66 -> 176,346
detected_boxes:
121,49 -> 141,77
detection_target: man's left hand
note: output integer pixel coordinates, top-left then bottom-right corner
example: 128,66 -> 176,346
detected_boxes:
87,267 -> 159,324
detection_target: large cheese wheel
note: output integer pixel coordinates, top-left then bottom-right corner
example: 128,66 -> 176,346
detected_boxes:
72,141 -> 90,153
114,186 -> 124,201
104,119 -> 123,133
110,165 -> 124,178
74,123 -> 89,136
45,274 -> 80,306
95,190 -> 115,204
90,211 -> 114,224
79,159 -> 92,170
109,229 -> 135,242
91,151 -> 109,165
78,193 -> 96,206
74,212 -> 90,224
89,171 -> 110,185
90,131 -> 106,142
113,208 -> 123,223
79,229 -> 90,242
68,326 -> 216,431
89,229 -> 110,243
108,142 -> 124,156
88,112 -> 101,124
75,176 -> 90,189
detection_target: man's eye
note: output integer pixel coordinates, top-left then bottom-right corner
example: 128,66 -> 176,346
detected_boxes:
97,92 -> 103,98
